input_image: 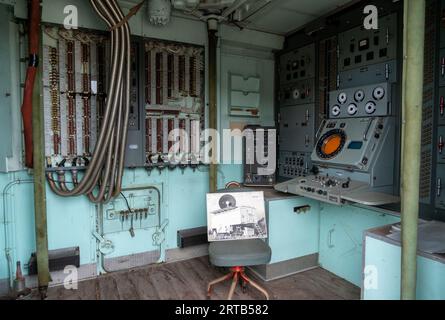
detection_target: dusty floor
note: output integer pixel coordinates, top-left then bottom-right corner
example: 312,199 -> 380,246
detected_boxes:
22,256 -> 361,300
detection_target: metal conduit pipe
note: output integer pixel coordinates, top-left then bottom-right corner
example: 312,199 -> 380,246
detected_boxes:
2,179 -> 34,290
401,0 -> 426,300
46,0 -> 131,204
208,19 -> 218,193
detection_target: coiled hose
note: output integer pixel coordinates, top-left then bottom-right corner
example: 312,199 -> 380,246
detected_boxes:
47,0 -> 131,204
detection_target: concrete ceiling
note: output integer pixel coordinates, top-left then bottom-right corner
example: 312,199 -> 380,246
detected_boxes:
237,0 -> 356,35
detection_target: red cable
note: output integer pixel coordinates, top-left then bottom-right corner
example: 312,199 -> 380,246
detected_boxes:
21,0 -> 41,168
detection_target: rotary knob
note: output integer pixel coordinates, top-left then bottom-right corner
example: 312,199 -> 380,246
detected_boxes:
373,86 -> 385,100
331,105 -> 341,117
354,90 -> 365,102
347,103 -> 358,115
338,92 -> 348,104
365,101 -> 377,114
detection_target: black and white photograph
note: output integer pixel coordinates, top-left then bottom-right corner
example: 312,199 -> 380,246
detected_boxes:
206,192 -> 267,241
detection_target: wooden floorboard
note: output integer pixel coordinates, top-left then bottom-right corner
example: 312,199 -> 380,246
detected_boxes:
32,256 -> 360,300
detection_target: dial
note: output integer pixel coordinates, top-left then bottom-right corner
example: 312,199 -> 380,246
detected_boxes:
347,103 -> 358,115
373,86 -> 385,100
354,89 -> 365,102
331,105 -> 341,117
338,92 -> 348,104
365,101 -> 377,114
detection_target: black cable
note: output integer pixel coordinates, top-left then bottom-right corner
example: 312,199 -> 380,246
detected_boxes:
120,192 -> 134,213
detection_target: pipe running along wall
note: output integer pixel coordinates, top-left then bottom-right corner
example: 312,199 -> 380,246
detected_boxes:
401,0 -> 425,300
21,0 -> 41,168
46,0 -> 132,204
208,20 -> 218,193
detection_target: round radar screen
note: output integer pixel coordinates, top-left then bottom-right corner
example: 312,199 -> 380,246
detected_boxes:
316,129 -> 347,160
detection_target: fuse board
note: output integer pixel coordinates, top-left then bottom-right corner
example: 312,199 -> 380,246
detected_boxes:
144,40 -> 205,168
42,27 -> 109,170
278,43 -> 316,180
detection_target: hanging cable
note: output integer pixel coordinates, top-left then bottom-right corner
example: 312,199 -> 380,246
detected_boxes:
46,0 -> 131,203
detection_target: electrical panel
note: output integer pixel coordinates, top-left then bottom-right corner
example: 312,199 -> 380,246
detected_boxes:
41,26 -> 206,174
278,43 -> 316,180
243,125 -> 276,187
42,27 -> 110,170
144,40 -> 205,169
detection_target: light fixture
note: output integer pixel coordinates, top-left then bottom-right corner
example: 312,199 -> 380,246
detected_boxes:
147,0 -> 172,26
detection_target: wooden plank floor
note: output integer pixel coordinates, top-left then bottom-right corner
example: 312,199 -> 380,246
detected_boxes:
34,256 -> 360,300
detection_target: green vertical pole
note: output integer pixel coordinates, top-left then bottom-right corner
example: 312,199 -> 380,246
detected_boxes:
401,0 -> 425,300
32,29 -> 51,297
208,20 -> 218,193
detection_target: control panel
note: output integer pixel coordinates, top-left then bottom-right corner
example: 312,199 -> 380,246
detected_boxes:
275,173 -> 398,206
278,43 -> 316,180
280,79 -> 315,106
312,117 -> 394,175
276,174 -> 368,205
278,151 -> 311,178
275,3 -> 401,208
338,14 -> 398,73
280,43 -> 315,84
329,82 -> 391,119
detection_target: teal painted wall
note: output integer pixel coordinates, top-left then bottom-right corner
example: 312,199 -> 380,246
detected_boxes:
0,0 -> 281,283
318,204 -> 400,287
267,198 -> 320,264
364,236 -> 445,300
